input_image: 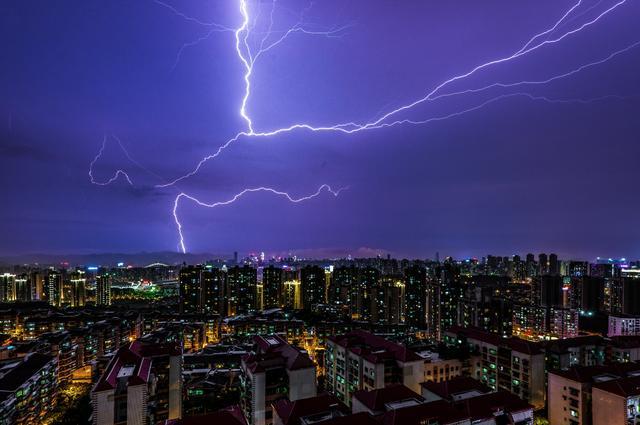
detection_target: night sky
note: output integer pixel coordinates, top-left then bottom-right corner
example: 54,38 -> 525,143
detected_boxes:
1,0 -> 639,259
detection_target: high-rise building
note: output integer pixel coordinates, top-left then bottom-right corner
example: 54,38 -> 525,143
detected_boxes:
300,265 -> 325,311
179,265 -> 202,314
241,335 -> 316,425
532,275 -> 563,307
355,267 -> 379,320
0,353 -> 58,424
262,265 -> 282,309
325,330 -> 423,406
580,276 -> 604,312
568,261 -> 589,278
227,265 -> 257,315
510,255 -> 527,282
604,276 -> 624,314
371,276 -> 405,325
69,269 -> 86,307
547,253 -> 559,276
426,263 -> 461,340
92,340 -> 182,425
30,271 -> 45,301
525,253 -> 537,278
201,267 -> 224,314
329,266 -> 358,314
15,274 -> 30,302
281,280 -> 302,310
46,270 -> 63,307
548,364 -> 640,425
622,276 -> 640,315
539,253 -> 549,276
0,273 -> 16,302
96,268 -> 112,306
445,326 -> 546,409
404,265 -> 427,328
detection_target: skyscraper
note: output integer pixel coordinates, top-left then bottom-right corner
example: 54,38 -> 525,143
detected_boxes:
329,266 -> 358,315
69,269 -> 86,307
201,267 -> 224,314
281,280 -> 302,310
262,265 -> 282,309
15,274 -> 30,302
622,276 -> 640,315
179,265 -> 202,314
355,267 -> 379,321
404,265 -> 427,328
46,270 -> 62,307
539,253 -> 549,276
0,273 -> 16,302
300,265 -> 325,311
96,268 -> 112,306
549,253 -> 559,276
227,265 -> 257,315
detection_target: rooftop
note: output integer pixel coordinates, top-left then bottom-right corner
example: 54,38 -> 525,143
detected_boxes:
0,353 -> 53,394
420,376 -> 491,401
163,405 -> 247,425
273,393 -> 348,425
353,384 -> 423,413
550,363 -> 640,384
447,326 -> 544,355
593,375 -> 640,398
451,391 -> 533,422
93,343 -> 153,392
243,335 -> 315,373
328,330 -> 422,363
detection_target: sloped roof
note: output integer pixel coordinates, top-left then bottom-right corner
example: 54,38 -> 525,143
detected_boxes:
243,335 -> 314,373
93,343 -> 152,392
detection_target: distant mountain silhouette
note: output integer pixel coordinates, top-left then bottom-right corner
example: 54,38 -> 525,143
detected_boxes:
0,251 -> 229,267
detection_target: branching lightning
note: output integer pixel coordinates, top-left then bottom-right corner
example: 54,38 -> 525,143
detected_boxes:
173,184 -> 346,254
89,135 -> 134,186
90,0 -> 638,253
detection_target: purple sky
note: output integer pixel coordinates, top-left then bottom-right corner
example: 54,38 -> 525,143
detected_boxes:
1,0 -> 640,260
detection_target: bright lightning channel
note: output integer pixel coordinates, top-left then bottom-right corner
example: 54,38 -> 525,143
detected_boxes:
89,135 -> 134,186
158,0 -> 633,189
91,0 -> 637,253
173,184 -> 346,254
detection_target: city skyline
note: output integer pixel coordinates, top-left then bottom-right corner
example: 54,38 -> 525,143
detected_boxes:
2,1 -> 640,258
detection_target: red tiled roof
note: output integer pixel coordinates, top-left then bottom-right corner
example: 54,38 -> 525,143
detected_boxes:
328,330 -> 422,363
420,376 -> 491,400
353,384 -> 423,412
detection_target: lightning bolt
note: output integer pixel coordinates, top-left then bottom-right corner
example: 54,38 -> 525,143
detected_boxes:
90,0 -> 638,252
158,0 -> 635,188
89,135 -> 134,186
173,184 -> 346,254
